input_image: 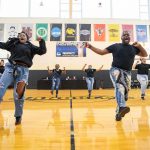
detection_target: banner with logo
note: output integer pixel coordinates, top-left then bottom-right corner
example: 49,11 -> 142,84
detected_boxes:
50,24 -> 62,41
0,24 -> 4,41
36,23 -> 48,41
108,24 -> 120,42
136,25 -> 147,42
94,24 -> 106,41
79,24 -> 91,41
21,24 -> 33,41
65,24 -> 77,41
122,24 -> 134,42
5,24 -> 19,40
56,42 -> 86,57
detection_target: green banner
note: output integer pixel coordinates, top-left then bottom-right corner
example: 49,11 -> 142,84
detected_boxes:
36,23 -> 48,41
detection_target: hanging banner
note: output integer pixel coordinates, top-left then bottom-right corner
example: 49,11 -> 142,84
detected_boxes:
108,24 -> 120,42
136,25 -> 147,42
122,24 -> 134,42
0,24 -> 4,41
36,23 -> 48,41
79,24 -> 91,41
21,24 -> 33,41
56,42 -> 86,57
5,24 -> 19,40
65,24 -> 77,41
50,24 -> 62,41
94,24 -> 106,41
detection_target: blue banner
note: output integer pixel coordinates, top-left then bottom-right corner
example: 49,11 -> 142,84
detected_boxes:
136,25 -> 147,42
56,42 -> 86,57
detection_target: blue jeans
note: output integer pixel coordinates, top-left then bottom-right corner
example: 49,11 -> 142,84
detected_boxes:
86,77 -> 94,91
137,74 -> 148,95
109,67 -> 131,112
0,62 -> 29,117
51,77 -> 61,92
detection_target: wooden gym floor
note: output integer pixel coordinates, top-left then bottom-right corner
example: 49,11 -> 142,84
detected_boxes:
0,89 -> 150,150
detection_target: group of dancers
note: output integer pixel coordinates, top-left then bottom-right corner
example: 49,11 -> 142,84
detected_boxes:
0,30 -> 149,125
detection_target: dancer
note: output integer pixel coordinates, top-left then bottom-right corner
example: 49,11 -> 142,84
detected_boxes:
85,31 -> 147,121
133,57 -> 150,100
47,64 -> 66,98
0,32 -> 47,125
82,64 -> 103,99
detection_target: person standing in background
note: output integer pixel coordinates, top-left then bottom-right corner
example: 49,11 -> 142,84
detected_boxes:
47,64 -> 66,98
82,64 -> 103,99
133,57 -> 150,100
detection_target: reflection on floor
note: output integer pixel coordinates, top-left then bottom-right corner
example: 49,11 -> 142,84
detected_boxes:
0,89 -> 150,150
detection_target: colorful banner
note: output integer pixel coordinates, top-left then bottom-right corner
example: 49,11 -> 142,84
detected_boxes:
21,24 -> 33,41
56,42 -> 86,57
5,24 -> 19,40
79,24 -> 91,41
36,23 -> 48,41
0,24 -> 4,41
122,24 -> 134,42
108,24 -> 120,42
94,24 -> 106,41
50,24 -> 62,41
65,24 -> 77,41
136,25 -> 147,42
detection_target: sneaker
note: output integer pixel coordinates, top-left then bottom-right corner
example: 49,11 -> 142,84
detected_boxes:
119,107 -> 130,117
115,107 -> 130,121
115,114 -> 122,121
141,94 -> 145,100
50,90 -> 53,95
15,116 -> 22,125
56,94 -> 58,98
87,94 -> 91,99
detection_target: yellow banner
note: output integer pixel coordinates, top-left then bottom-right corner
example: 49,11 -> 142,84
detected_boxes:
108,24 -> 120,42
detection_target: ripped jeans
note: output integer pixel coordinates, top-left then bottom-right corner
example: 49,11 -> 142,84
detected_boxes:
0,62 -> 29,117
109,67 -> 131,113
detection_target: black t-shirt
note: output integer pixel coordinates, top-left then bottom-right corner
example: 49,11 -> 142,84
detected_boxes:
135,63 -> 150,75
52,69 -> 62,78
0,66 -> 4,74
106,43 -> 140,71
85,69 -> 96,77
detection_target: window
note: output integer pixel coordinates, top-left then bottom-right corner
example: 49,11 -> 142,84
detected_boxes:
0,0 -> 28,17
30,0 -> 60,17
82,0 -> 111,18
112,0 -> 140,19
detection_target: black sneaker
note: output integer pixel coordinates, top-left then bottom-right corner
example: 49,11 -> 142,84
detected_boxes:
119,107 -> 130,117
115,114 -> 122,121
15,116 -> 22,125
141,94 -> 145,100
87,94 -> 91,99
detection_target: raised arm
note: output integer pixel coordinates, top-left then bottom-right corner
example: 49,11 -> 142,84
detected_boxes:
82,64 -> 87,71
62,67 -> 66,74
133,60 -> 140,69
31,38 -> 47,55
133,42 -> 147,57
47,66 -> 52,74
85,43 -> 110,55
97,65 -> 104,71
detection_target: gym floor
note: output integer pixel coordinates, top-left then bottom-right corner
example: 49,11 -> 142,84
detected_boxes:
0,89 -> 150,150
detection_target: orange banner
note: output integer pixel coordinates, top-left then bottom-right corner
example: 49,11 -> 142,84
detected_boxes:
94,24 -> 106,41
